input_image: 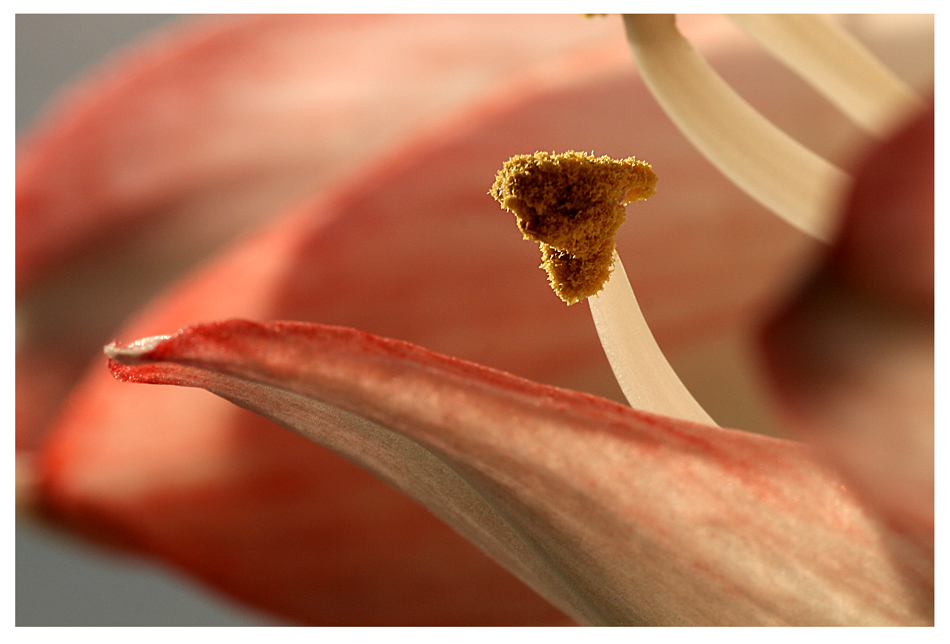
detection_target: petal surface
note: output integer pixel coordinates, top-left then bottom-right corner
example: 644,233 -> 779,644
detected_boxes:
103,320 -> 932,625
16,14 -> 626,288
40,376 -> 570,625
758,104 -> 934,553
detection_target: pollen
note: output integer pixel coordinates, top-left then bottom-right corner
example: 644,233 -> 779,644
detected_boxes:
490,151 -> 657,304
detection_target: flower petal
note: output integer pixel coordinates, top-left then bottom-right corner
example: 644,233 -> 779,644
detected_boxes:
758,103 -> 934,553
16,14 -> 626,288
39,366 -> 570,625
102,320 -> 932,625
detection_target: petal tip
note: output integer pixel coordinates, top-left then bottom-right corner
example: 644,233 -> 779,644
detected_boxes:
104,334 -> 171,363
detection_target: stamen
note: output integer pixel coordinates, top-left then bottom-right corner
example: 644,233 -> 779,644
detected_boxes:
491,152 -> 715,425
728,15 -> 923,137
589,253 -> 716,425
623,14 -> 850,242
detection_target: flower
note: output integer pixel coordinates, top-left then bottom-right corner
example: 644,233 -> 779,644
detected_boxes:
16,15 -> 933,625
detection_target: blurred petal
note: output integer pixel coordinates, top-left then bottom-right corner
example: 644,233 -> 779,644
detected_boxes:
16,14 -> 626,288
758,104 -> 934,551
102,319 -> 932,625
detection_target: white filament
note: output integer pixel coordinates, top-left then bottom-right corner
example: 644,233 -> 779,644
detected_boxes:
623,14 -> 849,243
589,253 -> 716,426
728,14 -> 923,138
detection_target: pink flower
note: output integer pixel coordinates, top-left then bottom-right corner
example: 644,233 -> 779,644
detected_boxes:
16,15 -> 933,625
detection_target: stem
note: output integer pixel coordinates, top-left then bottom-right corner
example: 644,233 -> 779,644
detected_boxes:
589,253 -> 716,426
728,15 -> 923,138
623,14 -> 849,243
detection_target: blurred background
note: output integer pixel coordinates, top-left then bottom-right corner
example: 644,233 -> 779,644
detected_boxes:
16,14 -> 276,626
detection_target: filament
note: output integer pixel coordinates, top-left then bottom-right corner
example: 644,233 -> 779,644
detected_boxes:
728,15 -> 923,138
589,253 -> 716,426
623,14 -> 849,242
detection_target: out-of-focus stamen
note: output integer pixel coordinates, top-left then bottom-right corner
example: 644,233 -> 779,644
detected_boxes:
728,15 -> 923,137
623,14 -> 849,242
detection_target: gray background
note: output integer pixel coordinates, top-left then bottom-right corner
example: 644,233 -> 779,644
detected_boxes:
16,14 -> 276,626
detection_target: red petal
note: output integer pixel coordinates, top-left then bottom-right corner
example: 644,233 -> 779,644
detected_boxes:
98,320 -> 932,625
16,14 -> 627,288
40,365 -> 570,625
759,103 -> 934,552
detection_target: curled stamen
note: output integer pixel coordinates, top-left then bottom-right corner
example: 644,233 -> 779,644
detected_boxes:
728,15 -> 923,137
491,152 -> 714,425
623,14 -> 850,242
